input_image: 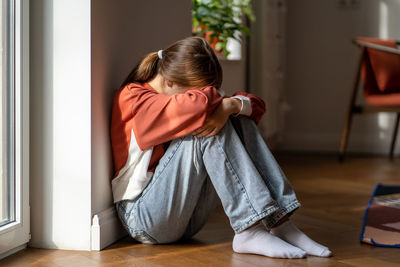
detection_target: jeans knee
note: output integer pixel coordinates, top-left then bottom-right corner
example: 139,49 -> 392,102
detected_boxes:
148,227 -> 187,244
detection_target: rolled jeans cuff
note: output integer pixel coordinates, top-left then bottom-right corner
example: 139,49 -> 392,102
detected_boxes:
234,203 -> 280,234
261,200 -> 301,230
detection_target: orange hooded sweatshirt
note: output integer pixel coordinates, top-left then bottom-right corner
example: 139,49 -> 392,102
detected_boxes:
110,82 -> 265,203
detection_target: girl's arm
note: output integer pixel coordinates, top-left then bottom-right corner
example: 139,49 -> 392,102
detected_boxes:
192,98 -> 241,137
192,91 -> 266,138
125,84 -> 222,150
231,91 -> 266,124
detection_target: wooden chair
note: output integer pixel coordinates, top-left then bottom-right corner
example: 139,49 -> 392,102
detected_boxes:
339,37 -> 400,161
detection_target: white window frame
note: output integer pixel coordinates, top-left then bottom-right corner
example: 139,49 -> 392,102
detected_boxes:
0,0 -> 29,259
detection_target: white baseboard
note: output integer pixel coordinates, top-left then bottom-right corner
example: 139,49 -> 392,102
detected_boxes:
0,244 -> 27,260
91,207 -> 127,251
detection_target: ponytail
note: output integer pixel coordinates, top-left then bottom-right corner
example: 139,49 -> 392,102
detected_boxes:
120,52 -> 159,88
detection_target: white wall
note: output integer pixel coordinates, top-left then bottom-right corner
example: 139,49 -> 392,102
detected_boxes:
282,0 -> 400,154
30,0 -> 192,250
30,0 -> 92,249
90,0 -> 192,217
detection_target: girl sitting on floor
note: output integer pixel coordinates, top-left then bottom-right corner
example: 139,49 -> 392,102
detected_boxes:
111,36 -> 332,259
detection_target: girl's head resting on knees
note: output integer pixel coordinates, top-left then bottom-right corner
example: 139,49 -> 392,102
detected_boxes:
120,36 -> 223,95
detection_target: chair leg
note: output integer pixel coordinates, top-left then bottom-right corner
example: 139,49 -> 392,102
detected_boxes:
390,113 -> 400,159
339,47 -> 365,163
339,110 -> 354,162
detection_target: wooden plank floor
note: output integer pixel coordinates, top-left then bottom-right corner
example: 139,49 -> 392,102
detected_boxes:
2,154 -> 400,266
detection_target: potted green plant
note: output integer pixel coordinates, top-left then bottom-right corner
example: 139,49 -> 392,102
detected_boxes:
192,0 -> 255,58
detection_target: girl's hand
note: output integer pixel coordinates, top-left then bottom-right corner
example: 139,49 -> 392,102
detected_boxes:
193,98 -> 241,137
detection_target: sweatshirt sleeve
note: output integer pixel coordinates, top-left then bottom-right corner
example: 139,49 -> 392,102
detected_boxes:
127,85 -> 222,150
231,91 -> 266,124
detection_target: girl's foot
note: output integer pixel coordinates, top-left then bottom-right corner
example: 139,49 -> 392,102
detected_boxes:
232,223 -> 306,259
270,221 -> 332,257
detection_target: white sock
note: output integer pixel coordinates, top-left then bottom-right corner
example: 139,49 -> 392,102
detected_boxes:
232,223 -> 306,259
270,221 -> 332,257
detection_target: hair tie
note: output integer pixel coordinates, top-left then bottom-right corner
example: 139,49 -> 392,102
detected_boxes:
157,50 -> 163,59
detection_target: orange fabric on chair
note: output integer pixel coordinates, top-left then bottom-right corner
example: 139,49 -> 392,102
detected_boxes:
365,92 -> 400,106
358,37 -> 400,97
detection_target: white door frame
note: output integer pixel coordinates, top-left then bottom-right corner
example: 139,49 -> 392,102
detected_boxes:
0,0 -> 30,259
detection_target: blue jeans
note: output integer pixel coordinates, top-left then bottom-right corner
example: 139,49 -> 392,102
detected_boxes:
116,116 -> 300,244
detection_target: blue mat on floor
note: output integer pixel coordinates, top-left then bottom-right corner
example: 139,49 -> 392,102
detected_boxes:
360,184 -> 400,247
